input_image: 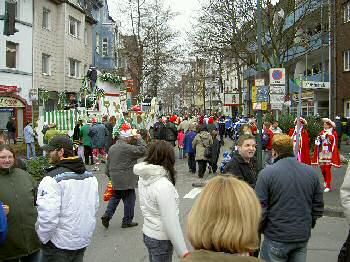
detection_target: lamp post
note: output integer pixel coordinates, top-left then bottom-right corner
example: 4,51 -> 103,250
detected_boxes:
256,0 -> 263,171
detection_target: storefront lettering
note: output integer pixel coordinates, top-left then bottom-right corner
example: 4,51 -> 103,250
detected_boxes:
0,97 -> 25,108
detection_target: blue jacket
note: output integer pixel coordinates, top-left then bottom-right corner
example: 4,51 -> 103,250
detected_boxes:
88,123 -> 108,149
255,156 -> 324,243
225,118 -> 232,129
184,131 -> 196,154
0,202 -> 7,245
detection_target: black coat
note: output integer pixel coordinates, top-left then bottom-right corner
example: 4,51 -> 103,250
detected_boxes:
154,122 -> 166,140
222,153 -> 257,188
165,122 -> 178,142
210,138 -> 221,164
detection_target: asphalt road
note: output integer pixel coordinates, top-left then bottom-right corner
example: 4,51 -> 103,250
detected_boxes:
83,138 -> 350,262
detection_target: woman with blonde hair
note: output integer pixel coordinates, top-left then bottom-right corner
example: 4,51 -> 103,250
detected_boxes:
183,175 -> 264,262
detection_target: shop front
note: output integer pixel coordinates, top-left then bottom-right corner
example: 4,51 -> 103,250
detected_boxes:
0,95 -> 31,140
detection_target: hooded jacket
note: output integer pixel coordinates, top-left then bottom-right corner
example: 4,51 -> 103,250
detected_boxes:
36,157 -> 99,250
134,162 -> 188,258
0,168 -> 40,260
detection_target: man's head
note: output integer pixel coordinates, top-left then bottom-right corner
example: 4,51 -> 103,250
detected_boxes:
272,121 -> 279,129
42,136 -> 74,164
271,134 -> 293,159
237,134 -> 256,162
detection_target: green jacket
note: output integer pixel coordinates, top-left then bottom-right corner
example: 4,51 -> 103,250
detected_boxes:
80,124 -> 92,146
0,168 -> 40,260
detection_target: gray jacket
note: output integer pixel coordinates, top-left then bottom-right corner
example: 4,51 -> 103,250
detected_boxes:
106,139 -> 147,190
255,156 -> 324,243
24,124 -> 35,144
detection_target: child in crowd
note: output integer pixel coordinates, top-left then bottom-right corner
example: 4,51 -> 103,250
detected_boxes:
177,129 -> 185,159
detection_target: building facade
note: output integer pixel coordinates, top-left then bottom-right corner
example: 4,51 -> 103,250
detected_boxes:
92,0 -> 116,71
336,0 -> 350,117
0,0 -> 34,138
33,0 -> 95,110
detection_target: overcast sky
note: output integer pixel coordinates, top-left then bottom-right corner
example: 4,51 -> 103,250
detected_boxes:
107,0 -> 201,38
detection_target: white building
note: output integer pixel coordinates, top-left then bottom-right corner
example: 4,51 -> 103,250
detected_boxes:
0,0 -> 34,138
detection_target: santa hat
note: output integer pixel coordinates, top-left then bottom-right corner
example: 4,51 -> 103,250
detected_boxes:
169,115 -> 177,123
199,116 -> 205,125
120,123 -> 133,138
208,117 -> 214,124
322,118 -> 336,128
294,117 -> 307,125
91,117 -> 98,124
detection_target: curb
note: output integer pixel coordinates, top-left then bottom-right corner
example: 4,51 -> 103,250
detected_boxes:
324,206 -> 344,218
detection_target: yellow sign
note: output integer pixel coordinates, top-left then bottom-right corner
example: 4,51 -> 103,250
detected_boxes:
0,97 -> 25,108
252,86 -> 257,103
253,102 -> 268,111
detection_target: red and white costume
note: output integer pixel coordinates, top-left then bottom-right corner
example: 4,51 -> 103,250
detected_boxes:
312,121 -> 340,191
288,118 -> 311,165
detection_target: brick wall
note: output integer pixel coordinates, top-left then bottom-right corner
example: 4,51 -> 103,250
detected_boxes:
335,0 -> 350,116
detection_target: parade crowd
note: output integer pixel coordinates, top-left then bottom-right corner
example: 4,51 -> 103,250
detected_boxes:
1,113 -> 350,262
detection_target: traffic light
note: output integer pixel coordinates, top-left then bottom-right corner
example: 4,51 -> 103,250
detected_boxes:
3,1 -> 18,36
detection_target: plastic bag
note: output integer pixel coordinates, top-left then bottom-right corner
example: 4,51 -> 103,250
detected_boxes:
103,181 -> 114,201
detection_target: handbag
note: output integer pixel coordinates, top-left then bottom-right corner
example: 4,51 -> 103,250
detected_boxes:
103,181 -> 114,201
200,136 -> 212,158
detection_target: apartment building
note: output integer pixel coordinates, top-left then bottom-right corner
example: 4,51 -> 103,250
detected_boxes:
336,0 -> 350,117
33,0 -> 96,110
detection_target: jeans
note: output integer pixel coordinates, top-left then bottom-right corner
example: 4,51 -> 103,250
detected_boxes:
41,241 -> 85,262
178,148 -> 184,159
104,189 -> 136,224
197,160 -> 207,178
187,153 -> 196,173
4,251 -> 40,262
26,143 -> 36,159
143,234 -> 173,262
261,237 -> 308,262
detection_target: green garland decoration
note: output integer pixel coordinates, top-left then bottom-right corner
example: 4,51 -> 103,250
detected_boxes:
95,88 -> 105,99
99,72 -> 123,85
58,90 -> 67,109
38,88 -> 50,104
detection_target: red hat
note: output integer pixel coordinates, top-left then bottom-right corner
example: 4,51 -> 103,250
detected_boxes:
91,117 -> 98,124
199,116 -> 205,125
208,117 -> 214,124
170,115 -> 177,123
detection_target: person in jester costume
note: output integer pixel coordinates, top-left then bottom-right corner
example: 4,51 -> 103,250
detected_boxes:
288,117 -> 311,165
312,118 -> 341,192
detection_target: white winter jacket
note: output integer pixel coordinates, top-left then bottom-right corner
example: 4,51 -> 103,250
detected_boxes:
134,162 -> 188,257
36,170 -> 99,250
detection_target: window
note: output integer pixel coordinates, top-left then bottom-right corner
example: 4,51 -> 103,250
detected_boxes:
345,100 -> 350,118
96,33 -> 100,54
344,50 -> 350,71
6,41 -> 17,69
42,8 -> 51,29
102,38 -> 108,56
69,16 -> 80,38
83,64 -> 87,77
344,2 -> 350,23
84,28 -> 88,45
14,1 -> 19,18
42,54 -> 51,75
69,59 -> 80,78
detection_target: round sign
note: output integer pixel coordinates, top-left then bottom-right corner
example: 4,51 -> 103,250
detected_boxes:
272,70 -> 283,80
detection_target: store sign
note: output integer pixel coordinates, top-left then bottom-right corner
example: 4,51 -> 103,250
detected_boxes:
0,97 -> 25,108
224,93 -> 240,106
302,81 -> 330,89
255,79 -> 265,87
0,85 -> 19,93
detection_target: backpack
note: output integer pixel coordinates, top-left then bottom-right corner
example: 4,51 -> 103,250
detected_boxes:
0,202 -> 8,245
261,132 -> 270,150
